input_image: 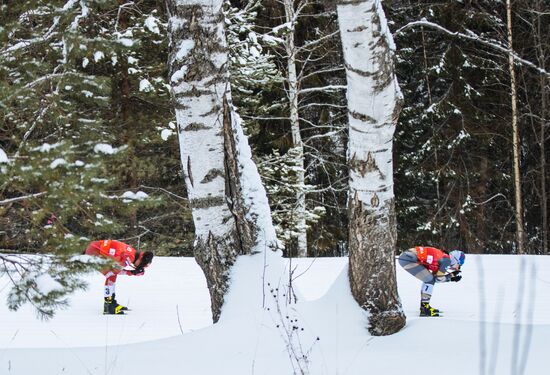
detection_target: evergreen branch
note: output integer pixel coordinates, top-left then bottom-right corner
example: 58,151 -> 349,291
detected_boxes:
0,192 -> 47,206
7,72 -> 97,100
14,104 -> 51,159
1,0 -> 80,56
395,19 -> 550,78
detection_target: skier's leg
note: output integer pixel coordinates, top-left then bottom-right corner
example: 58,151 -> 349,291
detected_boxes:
399,251 -> 435,283
421,281 -> 434,304
399,251 -> 439,316
103,272 -> 124,314
103,271 -> 117,298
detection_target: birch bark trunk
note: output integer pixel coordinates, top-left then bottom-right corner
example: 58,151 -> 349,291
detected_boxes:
284,0 -> 308,257
506,0 -> 526,254
337,0 -> 405,335
166,0 -> 268,321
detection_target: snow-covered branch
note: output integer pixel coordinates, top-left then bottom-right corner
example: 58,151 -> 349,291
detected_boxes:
8,72 -> 96,99
0,192 -> 47,206
1,0 -> 80,56
395,19 -> 550,78
299,85 -> 347,95
297,30 -> 340,53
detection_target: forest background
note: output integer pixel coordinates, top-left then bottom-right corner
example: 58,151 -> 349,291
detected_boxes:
1,0 -> 548,259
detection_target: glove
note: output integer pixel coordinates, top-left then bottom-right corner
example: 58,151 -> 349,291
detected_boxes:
131,267 -> 145,276
449,271 -> 462,282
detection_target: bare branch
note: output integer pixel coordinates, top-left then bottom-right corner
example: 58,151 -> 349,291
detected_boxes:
395,19 -> 550,77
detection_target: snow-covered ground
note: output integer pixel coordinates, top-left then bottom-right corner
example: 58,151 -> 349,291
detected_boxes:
1,255 -> 548,374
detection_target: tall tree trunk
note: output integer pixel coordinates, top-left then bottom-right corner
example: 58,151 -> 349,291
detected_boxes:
507,0 -> 526,254
116,0 -> 138,228
337,0 -> 406,336
535,4 -> 548,255
284,0 -> 307,257
540,74 -> 548,255
167,0 -> 246,322
476,154 -> 489,253
167,0 -> 279,322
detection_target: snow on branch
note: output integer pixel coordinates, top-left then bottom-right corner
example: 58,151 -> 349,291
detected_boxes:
395,19 -> 550,78
0,192 -> 47,206
299,85 -> 347,95
0,0 -> 80,56
297,30 -> 340,52
7,72 -> 96,100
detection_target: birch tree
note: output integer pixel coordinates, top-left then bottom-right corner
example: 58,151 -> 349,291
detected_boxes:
166,0 -> 278,322
337,0 -> 405,335
506,0 -> 526,254
258,0 -> 346,256
283,0 -> 308,257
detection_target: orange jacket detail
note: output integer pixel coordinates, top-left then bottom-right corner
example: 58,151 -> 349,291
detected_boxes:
90,240 -> 137,268
413,246 -> 449,273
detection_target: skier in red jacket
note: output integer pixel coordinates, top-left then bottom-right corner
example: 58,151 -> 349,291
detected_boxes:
85,240 -> 154,315
398,246 -> 465,317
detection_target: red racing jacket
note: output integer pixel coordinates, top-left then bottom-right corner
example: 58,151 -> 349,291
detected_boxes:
412,246 -> 450,274
86,240 -> 137,273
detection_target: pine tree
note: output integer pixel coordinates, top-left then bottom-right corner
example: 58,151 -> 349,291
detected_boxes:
0,0 -> 193,317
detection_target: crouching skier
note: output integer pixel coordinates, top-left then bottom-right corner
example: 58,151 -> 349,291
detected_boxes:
84,240 -> 154,315
398,246 -> 465,317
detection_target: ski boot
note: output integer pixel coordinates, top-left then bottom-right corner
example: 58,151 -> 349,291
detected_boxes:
419,302 -> 440,317
112,293 -> 129,311
104,296 -> 125,315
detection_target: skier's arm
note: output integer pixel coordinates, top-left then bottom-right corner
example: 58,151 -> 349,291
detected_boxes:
118,268 -> 145,276
433,258 -> 452,282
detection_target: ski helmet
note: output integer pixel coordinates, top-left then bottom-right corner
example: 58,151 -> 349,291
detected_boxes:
136,251 -> 154,268
449,250 -> 465,267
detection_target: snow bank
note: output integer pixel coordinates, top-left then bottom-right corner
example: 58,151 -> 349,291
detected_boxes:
1,255 -> 549,375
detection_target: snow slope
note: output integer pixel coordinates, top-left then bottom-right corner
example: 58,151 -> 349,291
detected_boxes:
0,255 -> 548,375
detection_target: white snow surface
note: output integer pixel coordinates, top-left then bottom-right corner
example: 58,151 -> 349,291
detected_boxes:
49,158 -> 67,169
120,190 -> 149,201
138,78 -> 154,93
0,147 -> 8,163
93,143 -> 118,155
160,128 -> 174,141
1,254 -> 548,374
144,15 -> 161,35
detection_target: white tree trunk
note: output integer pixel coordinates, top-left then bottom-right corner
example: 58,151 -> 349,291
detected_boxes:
167,0 -> 279,321
337,0 -> 405,335
507,0 -> 525,254
284,0 -> 308,257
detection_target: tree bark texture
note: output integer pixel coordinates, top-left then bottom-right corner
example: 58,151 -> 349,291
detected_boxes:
167,0 -> 243,322
540,73 -> 548,255
284,0 -> 308,257
507,0 -> 526,254
535,5 -> 548,255
337,0 -> 406,335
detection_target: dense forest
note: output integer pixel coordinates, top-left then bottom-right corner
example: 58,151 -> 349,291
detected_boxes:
1,0 -> 548,258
